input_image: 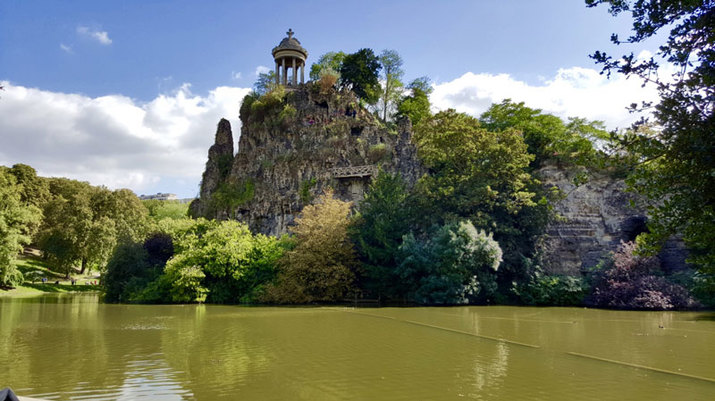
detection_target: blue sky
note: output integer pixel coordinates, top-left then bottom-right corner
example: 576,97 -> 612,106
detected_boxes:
0,1 -> 661,198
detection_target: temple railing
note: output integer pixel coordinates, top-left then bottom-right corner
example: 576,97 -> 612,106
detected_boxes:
331,165 -> 377,179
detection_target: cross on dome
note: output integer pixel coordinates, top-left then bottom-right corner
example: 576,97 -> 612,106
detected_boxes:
287,28 -> 294,39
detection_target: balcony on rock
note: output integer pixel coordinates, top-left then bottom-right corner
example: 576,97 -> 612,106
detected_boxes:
330,165 -> 377,179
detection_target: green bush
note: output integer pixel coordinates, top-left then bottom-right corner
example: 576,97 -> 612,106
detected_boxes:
299,178 -> 317,203
515,273 -> 587,306
249,86 -> 286,122
396,221 -> 502,305
209,179 -> 255,214
239,92 -> 260,122
162,220 -> 285,303
367,143 -> 390,163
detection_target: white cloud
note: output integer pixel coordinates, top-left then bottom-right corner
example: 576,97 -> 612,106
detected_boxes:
0,65 -> 669,197
0,81 -> 251,197
231,71 -> 242,80
59,43 -> 73,54
77,26 -> 112,45
255,65 -> 270,76
430,66 -> 662,129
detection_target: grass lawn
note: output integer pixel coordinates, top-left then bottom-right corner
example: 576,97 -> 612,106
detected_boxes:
0,253 -> 102,297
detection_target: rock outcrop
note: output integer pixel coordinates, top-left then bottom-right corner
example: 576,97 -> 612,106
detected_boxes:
190,119 -> 234,218
192,85 -> 688,274
191,84 -> 423,235
539,163 -> 688,275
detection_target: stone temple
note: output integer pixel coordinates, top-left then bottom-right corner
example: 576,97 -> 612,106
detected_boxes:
272,29 -> 308,86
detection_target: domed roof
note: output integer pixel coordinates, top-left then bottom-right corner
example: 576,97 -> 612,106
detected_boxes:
272,29 -> 308,59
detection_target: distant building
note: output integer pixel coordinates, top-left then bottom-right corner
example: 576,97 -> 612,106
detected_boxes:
139,193 -> 177,201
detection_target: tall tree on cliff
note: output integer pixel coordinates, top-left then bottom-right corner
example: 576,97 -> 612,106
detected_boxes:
378,49 -> 405,122
397,77 -> 433,127
310,51 -> 347,81
586,1 -> 714,285
340,48 -> 382,104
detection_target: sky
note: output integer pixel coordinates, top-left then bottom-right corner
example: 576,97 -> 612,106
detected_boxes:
0,0 -> 664,198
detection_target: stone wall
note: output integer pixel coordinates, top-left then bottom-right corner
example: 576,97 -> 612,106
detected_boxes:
539,163 -> 688,275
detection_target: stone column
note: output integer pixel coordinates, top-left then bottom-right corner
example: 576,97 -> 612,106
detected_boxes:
292,58 -> 297,85
275,61 -> 280,85
300,64 -> 304,84
282,58 -> 287,85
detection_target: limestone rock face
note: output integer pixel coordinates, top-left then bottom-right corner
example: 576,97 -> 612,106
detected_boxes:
192,84 -> 423,235
539,163 -> 688,275
189,119 -> 234,218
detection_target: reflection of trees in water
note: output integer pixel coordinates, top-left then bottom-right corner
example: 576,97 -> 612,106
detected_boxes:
0,295 -> 115,398
0,296 -> 201,399
158,306 -> 274,400
451,341 -> 510,399
471,342 -> 510,394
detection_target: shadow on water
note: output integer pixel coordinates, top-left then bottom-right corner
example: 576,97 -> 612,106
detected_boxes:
21,283 -> 100,293
692,312 -> 715,321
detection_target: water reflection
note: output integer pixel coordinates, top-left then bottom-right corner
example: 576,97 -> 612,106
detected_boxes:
1,296 -> 714,400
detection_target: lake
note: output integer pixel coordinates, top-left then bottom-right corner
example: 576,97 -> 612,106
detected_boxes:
1,294 -> 713,400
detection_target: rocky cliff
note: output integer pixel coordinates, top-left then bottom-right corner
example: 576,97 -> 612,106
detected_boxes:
538,164 -> 688,275
191,84 -> 687,274
190,84 -> 422,235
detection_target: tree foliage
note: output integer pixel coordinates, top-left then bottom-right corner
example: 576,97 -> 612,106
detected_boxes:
104,218 -> 285,304
587,241 -> 696,310
351,171 -> 411,300
309,51 -> 347,81
0,169 -> 41,287
415,109 -> 536,222
7,164 -> 51,209
264,190 -> 358,303
254,70 -> 278,95
414,109 -> 552,296
397,77 -> 433,127
39,179 -> 148,276
142,199 -> 189,221
340,48 -> 382,104
479,99 -> 609,169
396,221 -> 502,304
587,0 -> 715,290
378,49 -> 405,121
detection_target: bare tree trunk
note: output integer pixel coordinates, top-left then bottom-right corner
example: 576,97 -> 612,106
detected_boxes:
80,258 -> 87,275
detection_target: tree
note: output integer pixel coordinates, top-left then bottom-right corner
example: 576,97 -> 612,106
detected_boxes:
586,1 -> 715,288
254,71 -> 278,95
142,199 -> 188,221
378,49 -> 404,121
8,164 -> 51,209
0,169 -> 41,287
162,220 -> 282,303
309,51 -> 347,81
340,48 -> 382,104
396,221 -> 502,304
350,171 -> 411,300
414,109 -> 548,295
103,241 -> 152,303
479,99 -> 609,169
588,241 -> 696,310
39,179 -> 148,276
264,189 -> 357,303
4,164 -> 48,241
397,77 -> 433,127
415,109 -> 536,224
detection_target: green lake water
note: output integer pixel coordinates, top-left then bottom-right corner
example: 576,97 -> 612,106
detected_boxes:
1,294 -> 713,400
